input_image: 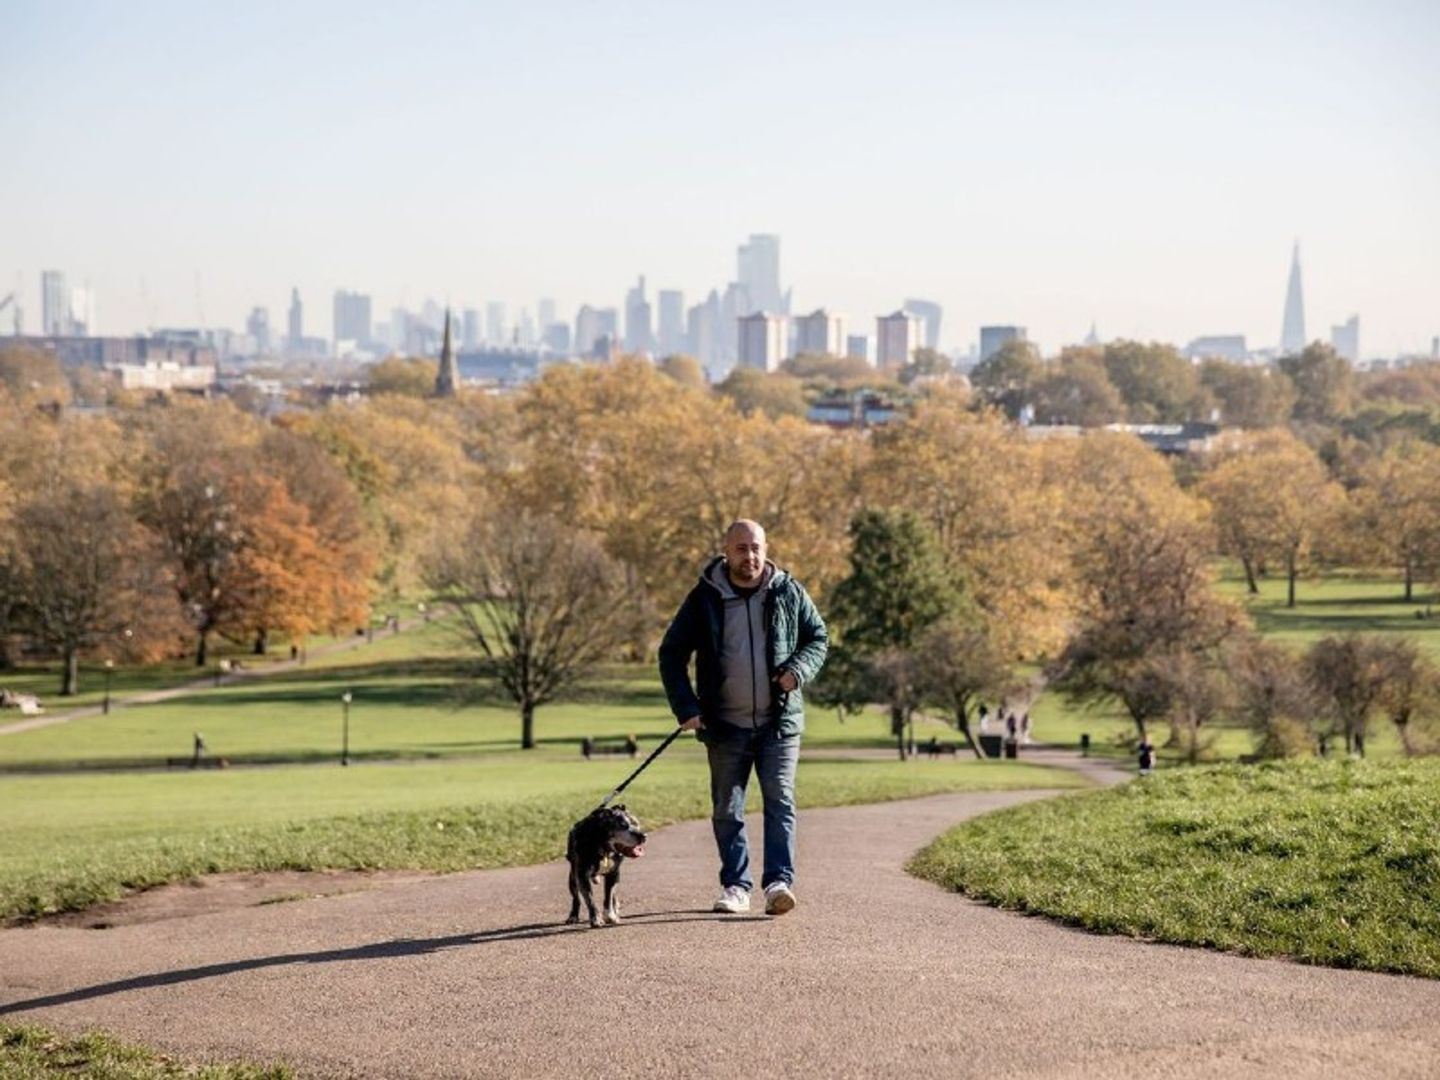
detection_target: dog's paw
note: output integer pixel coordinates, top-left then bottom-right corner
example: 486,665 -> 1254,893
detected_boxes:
604,911 -> 622,925
589,916 -> 604,928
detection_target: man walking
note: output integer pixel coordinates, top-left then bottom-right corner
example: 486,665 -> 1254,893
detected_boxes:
659,520 -> 828,916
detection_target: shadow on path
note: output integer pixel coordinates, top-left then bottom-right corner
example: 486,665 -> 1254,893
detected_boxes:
0,910 -> 762,1016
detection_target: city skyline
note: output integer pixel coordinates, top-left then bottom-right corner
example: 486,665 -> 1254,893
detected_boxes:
4,2 -> 1437,357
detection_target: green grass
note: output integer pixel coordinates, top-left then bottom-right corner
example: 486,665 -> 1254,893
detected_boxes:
1218,571 -> 1440,653
0,1024 -> 291,1079
0,752 -> 1086,922
909,758 -> 1440,978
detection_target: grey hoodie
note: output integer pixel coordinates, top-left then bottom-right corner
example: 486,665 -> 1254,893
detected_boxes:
705,558 -> 776,728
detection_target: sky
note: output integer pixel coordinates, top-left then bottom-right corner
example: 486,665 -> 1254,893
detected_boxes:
3,0 -> 1438,357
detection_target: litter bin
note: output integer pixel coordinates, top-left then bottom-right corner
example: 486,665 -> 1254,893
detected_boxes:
1080,733 -> 1091,757
978,734 -> 1004,759
1003,738 -> 1018,759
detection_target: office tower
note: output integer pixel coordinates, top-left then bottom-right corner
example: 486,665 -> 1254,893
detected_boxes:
657,289 -> 685,356
575,305 -> 601,356
624,276 -> 655,355
903,299 -> 943,350
979,325 -> 1026,364
486,301 -> 506,345
517,308 -> 535,346
1330,315 -> 1360,364
717,283 -> 750,368
390,307 -> 410,352
737,234 -> 783,315
247,306 -> 271,354
846,335 -> 870,364
462,308 -> 481,350
333,290 -> 372,347
288,288 -> 303,350
687,295 -> 718,369
69,285 -> 94,335
542,322 -> 571,353
738,312 -> 786,372
1280,242 -> 1306,354
537,297 -> 556,333
877,311 -> 925,367
434,310 -> 459,398
41,270 -> 69,336
794,309 -> 847,356
1184,336 -> 1248,363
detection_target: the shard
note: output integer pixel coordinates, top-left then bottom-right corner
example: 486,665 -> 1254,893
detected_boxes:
1280,242 -> 1306,355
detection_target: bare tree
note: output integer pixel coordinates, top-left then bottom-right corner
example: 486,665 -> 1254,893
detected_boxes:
1227,638 -> 1317,759
426,510 -> 637,749
1305,635 -> 1391,757
914,619 -> 1015,759
1371,638 -> 1440,757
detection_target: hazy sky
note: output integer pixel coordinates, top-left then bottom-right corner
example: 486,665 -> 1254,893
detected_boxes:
4,0 -> 1438,356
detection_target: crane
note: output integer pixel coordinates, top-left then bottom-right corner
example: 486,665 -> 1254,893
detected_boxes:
0,292 -> 16,336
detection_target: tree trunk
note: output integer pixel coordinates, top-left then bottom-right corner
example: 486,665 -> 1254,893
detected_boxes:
253,628 -> 268,656
1404,559 -> 1413,603
61,648 -> 79,696
957,718 -> 985,760
1241,556 -> 1259,595
195,632 -> 208,667
1286,553 -> 1298,609
521,700 -> 536,750
892,704 -> 907,760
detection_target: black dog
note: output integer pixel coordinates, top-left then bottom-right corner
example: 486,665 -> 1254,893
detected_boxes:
566,804 -> 647,927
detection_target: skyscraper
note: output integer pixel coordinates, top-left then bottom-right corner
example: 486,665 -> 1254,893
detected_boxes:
247,306 -> 271,354
1280,242 -> 1306,355
1330,315 -> 1360,364
462,308 -> 481,350
979,325 -> 1026,364
41,270 -> 69,336
624,276 -> 654,355
287,288 -> 303,350
657,289 -> 685,357
737,235 -> 783,315
794,309 -> 847,356
486,302 -> 506,345
903,299 -> 943,350
738,312 -> 786,372
846,335 -> 870,364
537,297 -> 556,333
877,311 -> 925,367
333,290 -> 372,347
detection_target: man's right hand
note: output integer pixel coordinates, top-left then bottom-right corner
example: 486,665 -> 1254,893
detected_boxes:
679,716 -> 704,732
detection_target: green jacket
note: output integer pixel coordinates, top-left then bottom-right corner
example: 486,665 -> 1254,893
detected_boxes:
658,557 -> 828,739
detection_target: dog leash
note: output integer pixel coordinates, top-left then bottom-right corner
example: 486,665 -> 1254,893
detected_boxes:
595,725 -> 686,810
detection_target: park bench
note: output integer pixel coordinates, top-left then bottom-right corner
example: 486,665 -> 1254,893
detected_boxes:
0,689 -> 44,716
581,736 -> 639,760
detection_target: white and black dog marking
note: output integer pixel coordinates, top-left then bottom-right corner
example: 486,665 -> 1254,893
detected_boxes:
566,804 -> 647,928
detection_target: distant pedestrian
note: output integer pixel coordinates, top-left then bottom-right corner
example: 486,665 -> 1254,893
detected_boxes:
978,704 -> 991,734
1137,735 -> 1155,776
191,732 -> 207,768
1019,712 -> 1031,746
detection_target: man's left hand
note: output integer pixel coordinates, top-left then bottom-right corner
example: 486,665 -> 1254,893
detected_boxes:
775,670 -> 799,693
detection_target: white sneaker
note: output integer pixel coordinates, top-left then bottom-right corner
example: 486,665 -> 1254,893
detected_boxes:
764,882 -> 796,916
712,885 -> 751,914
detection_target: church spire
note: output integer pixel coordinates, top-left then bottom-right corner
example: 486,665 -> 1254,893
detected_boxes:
434,308 -> 459,398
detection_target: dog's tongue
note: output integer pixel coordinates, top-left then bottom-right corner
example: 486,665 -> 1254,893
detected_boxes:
628,843 -> 646,858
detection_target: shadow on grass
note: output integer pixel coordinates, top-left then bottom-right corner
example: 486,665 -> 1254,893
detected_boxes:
0,910 -> 765,1016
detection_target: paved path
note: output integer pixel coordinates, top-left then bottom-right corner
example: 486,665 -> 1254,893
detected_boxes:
3,782 -> 1437,1078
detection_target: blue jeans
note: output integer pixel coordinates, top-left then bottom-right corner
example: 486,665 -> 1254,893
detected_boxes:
706,722 -> 800,891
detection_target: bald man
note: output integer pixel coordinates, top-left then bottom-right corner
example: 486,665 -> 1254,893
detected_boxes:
659,520 -> 828,916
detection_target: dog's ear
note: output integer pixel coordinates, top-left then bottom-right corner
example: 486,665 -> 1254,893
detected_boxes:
613,803 -> 625,812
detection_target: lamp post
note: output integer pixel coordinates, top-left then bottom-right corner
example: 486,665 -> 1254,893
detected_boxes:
341,690 -> 352,766
103,659 -> 114,715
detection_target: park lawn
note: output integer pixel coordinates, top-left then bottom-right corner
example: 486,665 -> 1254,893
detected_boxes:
909,758 -> 1440,979
1217,571 -> 1440,654
0,752 -> 1087,922
0,1023 -> 292,1079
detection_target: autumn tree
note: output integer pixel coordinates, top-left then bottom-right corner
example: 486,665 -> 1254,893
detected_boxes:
1226,638 -> 1317,759
1279,342 -> 1356,424
1030,349 -> 1124,427
1101,340 -> 1209,423
1370,638 -> 1439,756
969,340 -> 1043,420
715,367 -> 807,419
913,618 -> 1015,758
367,356 -> 440,398
1352,441 -> 1440,602
1198,430 -> 1346,604
1199,360 -> 1296,429
0,344 -> 70,408
1305,635 -> 1390,756
425,511 -> 637,749
657,354 -> 707,391
1054,434 -> 1246,739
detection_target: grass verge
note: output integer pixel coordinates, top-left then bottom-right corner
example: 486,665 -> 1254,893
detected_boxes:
0,1023 -> 291,1079
908,758 -> 1440,979
0,756 -> 1085,923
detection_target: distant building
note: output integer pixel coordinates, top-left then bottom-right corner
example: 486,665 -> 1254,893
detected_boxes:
41,271 -> 69,336
287,288 -> 304,350
1331,315 -> 1360,363
657,289 -> 685,356
793,309 -> 847,357
434,310 -> 459,397
1281,242 -> 1306,355
575,305 -> 603,356
979,325 -> 1026,364
246,307 -> 272,354
903,299 -> 943,350
1106,422 -> 1220,455
1184,335 -> 1248,362
16,334 -> 217,369
737,234 -> 783,315
542,322 -> 571,353
486,301 -> 507,345
738,312 -> 786,372
333,290 -> 372,349
113,360 -> 216,393
462,308 -> 481,351
877,311 -> 924,367
807,391 -> 900,430
686,298 -> 716,370
846,334 -> 870,364
537,297 -> 556,334
624,276 -> 654,355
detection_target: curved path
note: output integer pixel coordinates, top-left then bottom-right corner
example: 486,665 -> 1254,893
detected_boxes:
3,784 -> 1438,1078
